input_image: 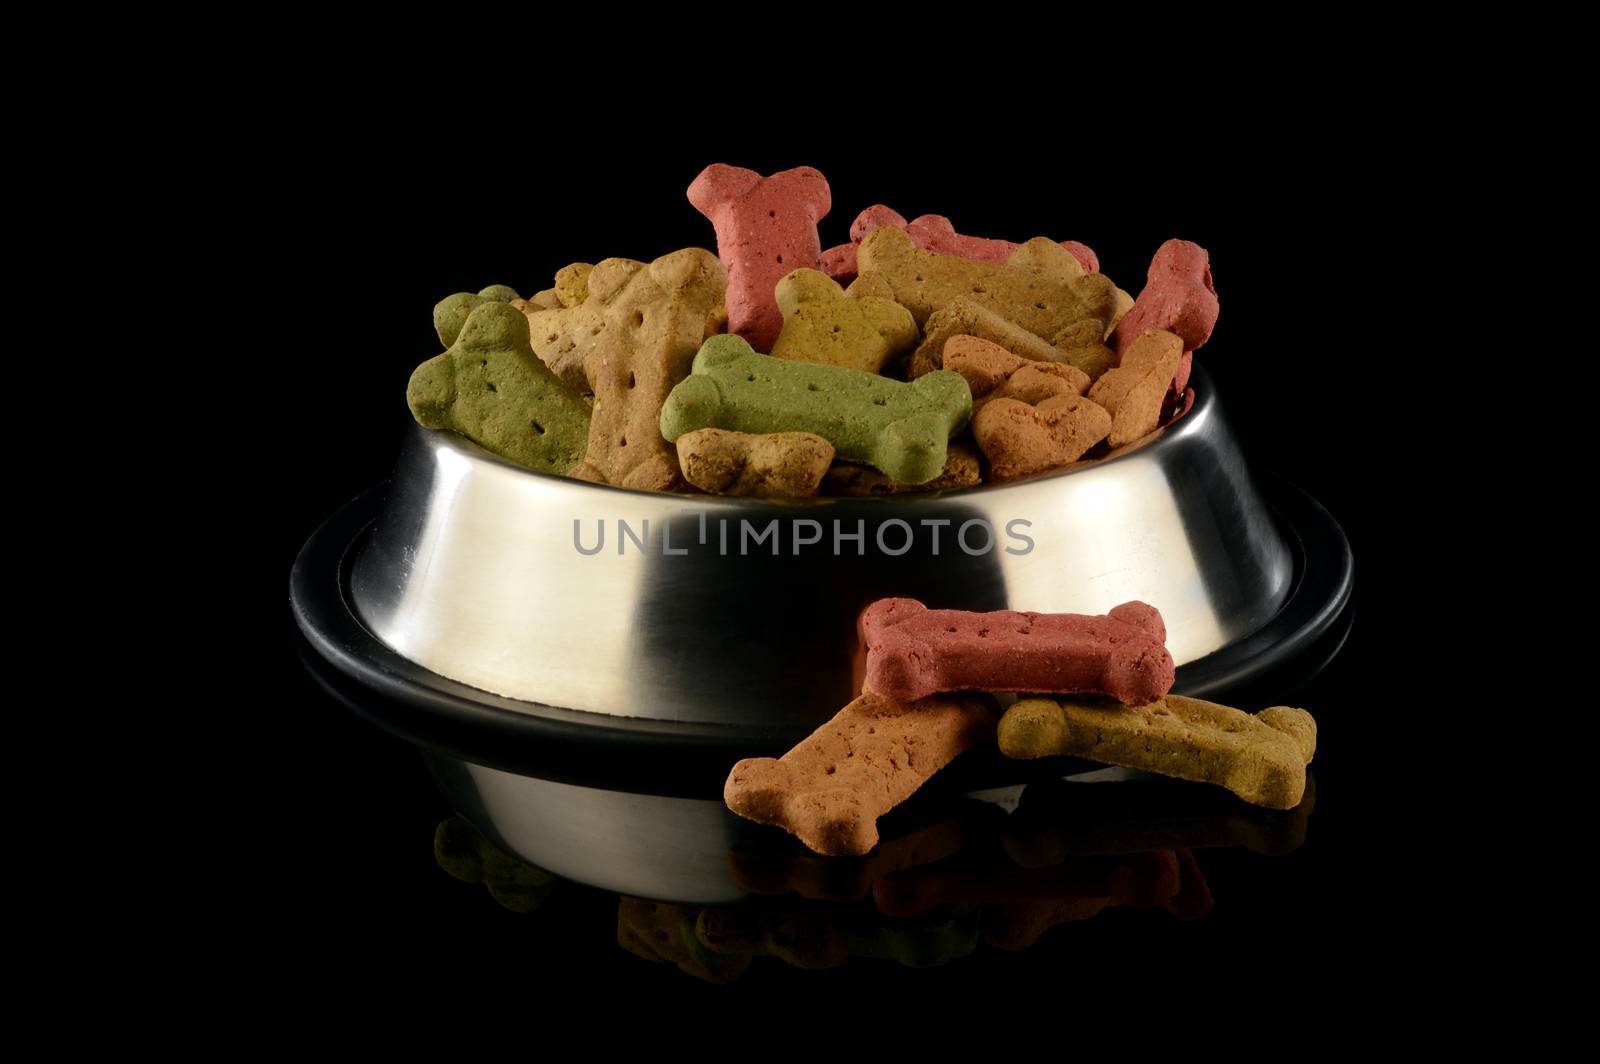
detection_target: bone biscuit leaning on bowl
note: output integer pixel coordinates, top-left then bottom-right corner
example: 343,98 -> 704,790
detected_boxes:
688,163 -> 831,353
821,204 -> 1100,284
997,696 -> 1317,810
1111,239 -> 1219,397
858,597 -> 1175,705
560,248 -> 728,492
723,690 -> 997,858
659,334 -> 972,486
1088,328 -> 1186,449
406,302 -> 591,476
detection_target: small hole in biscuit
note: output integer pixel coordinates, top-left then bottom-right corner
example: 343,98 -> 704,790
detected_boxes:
591,325 -> 602,335
971,287 -> 986,295
487,383 -> 497,392
619,435 -> 627,447
480,359 -> 488,367
768,210 -> 776,218
747,374 -> 757,382
633,311 -> 644,327
531,420 -> 545,434
825,765 -> 836,775
628,372 -> 636,389
546,334 -> 558,343
807,383 -> 818,391
776,255 -> 783,264
947,626 -> 957,633
1035,302 -> 1047,310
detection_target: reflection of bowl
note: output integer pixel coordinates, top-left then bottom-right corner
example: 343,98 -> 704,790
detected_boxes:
292,364 -> 1350,741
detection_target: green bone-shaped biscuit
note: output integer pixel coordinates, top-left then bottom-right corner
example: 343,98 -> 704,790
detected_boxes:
660,334 -> 971,485
407,301 -> 590,474
432,284 -> 522,347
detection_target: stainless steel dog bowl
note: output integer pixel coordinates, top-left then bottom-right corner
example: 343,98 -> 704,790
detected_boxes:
292,365 -> 1350,755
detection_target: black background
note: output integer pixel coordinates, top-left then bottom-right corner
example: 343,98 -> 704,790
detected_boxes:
260,126 -> 1427,1005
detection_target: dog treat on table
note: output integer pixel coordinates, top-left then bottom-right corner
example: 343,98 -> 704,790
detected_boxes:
997,696 -> 1317,810
675,427 -> 834,498
821,439 -> 982,496
660,335 -> 972,485
1088,328 -> 1185,448
432,284 -> 522,347
688,164 -> 831,353
822,205 -> 1099,284
769,268 -> 918,373
860,597 -> 1175,705
407,302 -> 590,475
849,226 -> 1115,337
558,249 -> 727,491
723,690 -> 996,857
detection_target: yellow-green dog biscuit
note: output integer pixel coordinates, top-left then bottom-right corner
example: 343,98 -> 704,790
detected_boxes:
849,226 -> 1115,339
1006,237 -> 1134,341
432,284 -> 522,347
769,268 -> 917,373
660,334 -> 971,485
407,302 -> 590,474
997,695 -> 1317,810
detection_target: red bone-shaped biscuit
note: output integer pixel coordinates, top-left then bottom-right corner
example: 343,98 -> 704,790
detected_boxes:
1110,239 -> 1219,396
688,164 -> 831,353
860,597 -> 1174,705
822,205 -> 1099,284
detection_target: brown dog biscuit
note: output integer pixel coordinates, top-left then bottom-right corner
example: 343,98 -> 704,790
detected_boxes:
973,395 -> 1112,481
1087,329 -> 1184,448
944,334 -> 1090,403
522,258 -> 646,393
557,249 -> 727,491
724,691 -> 997,857
675,427 -> 834,498
978,853 -> 1188,948
849,227 -> 1111,340
908,299 -> 1073,379
998,696 -> 1317,810
770,268 -> 917,373
821,440 -> 982,496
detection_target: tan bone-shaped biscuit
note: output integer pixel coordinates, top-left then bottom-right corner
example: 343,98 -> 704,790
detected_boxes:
849,227 -> 1109,339
908,299 -> 1071,379
1006,237 -> 1134,340
521,259 -> 646,393
1086,329 -> 1184,448
562,249 -> 727,491
675,427 -> 834,498
724,691 -> 997,857
997,695 -> 1317,810
769,268 -> 917,373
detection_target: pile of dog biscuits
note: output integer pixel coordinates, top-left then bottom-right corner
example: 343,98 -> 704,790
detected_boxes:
406,164 -> 1218,494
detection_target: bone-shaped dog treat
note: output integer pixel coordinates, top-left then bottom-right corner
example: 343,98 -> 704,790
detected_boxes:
519,260 -> 629,393
407,302 -> 591,475
979,852 -> 1195,948
821,440 -> 981,496
723,690 -> 997,857
560,249 -> 727,491
849,227 -> 1113,338
1088,329 -> 1184,448
770,268 -> 918,373
675,427 -> 834,498
997,696 -> 1317,810
908,299 -> 1115,383
616,898 -> 751,984
1111,239 -> 1218,396
974,395 -> 1112,481
822,205 -> 1100,284
861,597 -> 1174,705
688,164 -> 831,353
660,335 -> 972,485
1006,238 -> 1134,340
433,817 -> 557,914
694,907 -> 978,970
432,284 -> 522,347
945,333 -> 1091,403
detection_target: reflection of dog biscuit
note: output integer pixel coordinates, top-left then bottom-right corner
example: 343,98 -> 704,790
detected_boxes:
432,284 -> 522,347
617,898 -> 750,984
407,302 -> 590,474
560,249 -> 728,491
977,852 -> 1186,948
689,164 -> 831,353
874,849 -> 1181,920
998,696 -> 1317,810
850,227 -> 1114,337
660,335 -> 972,485
823,205 -> 1099,284
675,427 -> 833,498
861,597 -> 1175,705
821,439 -> 981,495
695,906 -> 978,969
1088,329 -> 1184,448
770,268 -> 917,373
723,690 -> 996,857
433,817 -> 556,914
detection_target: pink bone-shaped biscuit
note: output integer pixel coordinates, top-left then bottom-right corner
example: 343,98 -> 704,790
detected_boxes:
1110,239 -> 1218,396
821,205 -> 1099,284
688,164 -> 831,353
860,597 -> 1174,705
